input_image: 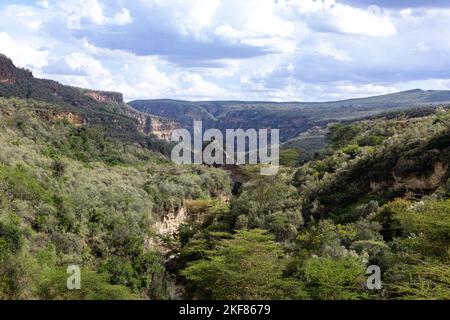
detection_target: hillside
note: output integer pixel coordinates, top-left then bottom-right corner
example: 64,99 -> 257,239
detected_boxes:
0,53 -> 449,301
0,54 -> 231,299
175,107 -> 450,300
0,54 -> 180,149
130,90 -> 450,142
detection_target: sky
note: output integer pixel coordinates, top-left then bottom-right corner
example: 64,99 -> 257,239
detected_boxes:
1,0 -> 450,102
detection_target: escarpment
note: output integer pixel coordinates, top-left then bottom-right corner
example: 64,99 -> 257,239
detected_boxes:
0,54 -> 17,84
82,90 -> 124,104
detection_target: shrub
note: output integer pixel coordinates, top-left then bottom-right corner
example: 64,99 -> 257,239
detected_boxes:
181,230 -> 306,300
37,268 -> 138,300
299,256 -> 368,300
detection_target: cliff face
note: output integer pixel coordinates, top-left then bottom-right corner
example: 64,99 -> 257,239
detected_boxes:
136,113 -> 181,141
145,207 -> 189,252
83,90 -> 124,104
154,207 -> 189,238
33,110 -> 84,126
0,54 -> 17,84
148,117 -> 181,141
392,161 -> 448,191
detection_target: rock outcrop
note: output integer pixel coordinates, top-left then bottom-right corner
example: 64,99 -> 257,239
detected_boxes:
0,54 -> 17,84
136,114 -> 181,141
33,110 -> 84,126
392,161 -> 448,191
371,161 -> 449,192
83,90 -> 124,104
145,207 -> 189,252
154,207 -> 189,238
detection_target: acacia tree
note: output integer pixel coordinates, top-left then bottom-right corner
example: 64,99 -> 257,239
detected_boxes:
181,229 -> 306,300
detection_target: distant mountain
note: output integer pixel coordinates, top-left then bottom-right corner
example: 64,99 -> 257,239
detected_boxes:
130,89 -> 450,141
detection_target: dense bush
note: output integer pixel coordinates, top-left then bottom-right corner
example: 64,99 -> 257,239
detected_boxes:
181,230 -> 306,299
177,108 -> 450,301
0,97 -> 231,299
1,94 -> 449,300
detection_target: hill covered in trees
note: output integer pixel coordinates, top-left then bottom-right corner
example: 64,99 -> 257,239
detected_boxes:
0,53 -> 449,300
0,54 -> 231,299
174,107 -> 450,300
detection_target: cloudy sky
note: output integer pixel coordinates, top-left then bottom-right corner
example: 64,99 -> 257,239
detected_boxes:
1,0 -> 450,101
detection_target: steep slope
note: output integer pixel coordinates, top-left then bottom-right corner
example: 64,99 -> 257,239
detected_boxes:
0,54 -> 180,150
293,108 -> 450,223
174,107 -> 450,300
0,54 -> 231,300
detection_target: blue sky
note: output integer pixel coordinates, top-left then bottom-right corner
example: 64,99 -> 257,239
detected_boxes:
1,0 -> 450,101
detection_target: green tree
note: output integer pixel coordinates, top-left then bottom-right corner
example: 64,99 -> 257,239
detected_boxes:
181,230 -> 306,300
280,149 -> 301,167
37,268 -> 138,300
299,256 -> 368,300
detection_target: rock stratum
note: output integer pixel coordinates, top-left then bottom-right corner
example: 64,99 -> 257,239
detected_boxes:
82,89 -> 124,104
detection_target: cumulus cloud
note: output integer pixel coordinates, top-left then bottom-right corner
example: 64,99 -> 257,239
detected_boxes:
41,51 -> 226,101
0,32 -> 49,72
341,0 -> 450,9
55,0 -> 132,29
42,57 -> 87,76
281,0 -> 397,37
0,0 -> 449,101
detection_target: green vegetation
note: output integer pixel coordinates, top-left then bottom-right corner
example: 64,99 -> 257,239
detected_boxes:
1,56 -> 449,300
280,149 -> 302,167
174,108 -> 450,300
0,96 -> 230,299
131,90 -> 450,142
181,230 -> 306,300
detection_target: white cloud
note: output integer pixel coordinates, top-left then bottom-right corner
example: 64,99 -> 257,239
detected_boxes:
213,0 -> 296,53
282,0 -> 397,37
56,0 -> 132,29
327,4 -> 396,37
37,0 -> 50,9
108,8 -> 133,26
0,32 -> 49,72
1,0 -> 450,102
335,83 -> 397,96
1,4 -> 47,30
313,41 -> 351,61
137,0 -> 220,38
414,41 -> 430,52
41,50 -> 226,101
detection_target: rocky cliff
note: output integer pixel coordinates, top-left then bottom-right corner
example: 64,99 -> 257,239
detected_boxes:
83,90 -> 124,104
0,53 -> 179,143
154,207 -> 189,238
135,113 -> 181,141
145,207 -> 189,252
0,54 -> 17,84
